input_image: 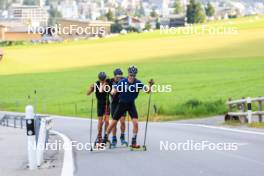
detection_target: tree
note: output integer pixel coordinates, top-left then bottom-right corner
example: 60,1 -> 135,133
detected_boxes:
144,22 -> 152,30
105,9 -> 114,21
139,2 -> 145,17
150,9 -> 158,18
174,0 -> 184,14
48,7 -> 62,25
134,3 -> 145,17
111,21 -> 123,33
155,18 -> 160,29
186,0 -> 195,23
116,5 -> 125,17
186,0 -> 206,24
205,2 -> 215,17
193,2 -> 206,23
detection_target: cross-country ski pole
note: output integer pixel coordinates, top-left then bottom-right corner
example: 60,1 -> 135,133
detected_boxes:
89,94 -> 94,151
34,90 -> 37,116
127,115 -> 130,145
143,92 -> 152,151
104,94 -> 109,135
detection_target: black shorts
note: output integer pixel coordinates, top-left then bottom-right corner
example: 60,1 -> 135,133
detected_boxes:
113,102 -> 138,121
97,102 -> 110,117
111,103 -> 126,118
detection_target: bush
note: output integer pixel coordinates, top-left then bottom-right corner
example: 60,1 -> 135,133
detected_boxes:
0,41 -> 27,47
157,99 -> 226,118
111,22 -> 123,33
126,26 -> 140,33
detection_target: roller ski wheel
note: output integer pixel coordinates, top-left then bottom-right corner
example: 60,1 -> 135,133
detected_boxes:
111,137 -> 117,148
106,140 -> 112,149
110,143 -> 116,148
121,139 -> 128,147
94,137 -> 104,150
129,144 -> 147,151
102,138 -> 112,149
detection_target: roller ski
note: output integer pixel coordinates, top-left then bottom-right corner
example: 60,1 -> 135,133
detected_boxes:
94,136 -> 104,150
120,134 -> 128,147
110,136 -> 117,148
129,138 -> 146,151
102,135 -> 112,149
129,144 -> 146,151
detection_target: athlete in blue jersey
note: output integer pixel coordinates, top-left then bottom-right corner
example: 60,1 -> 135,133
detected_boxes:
103,66 -> 154,148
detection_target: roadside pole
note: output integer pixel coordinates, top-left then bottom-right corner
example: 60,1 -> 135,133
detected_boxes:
25,105 -> 37,170
247,97 -> 252,124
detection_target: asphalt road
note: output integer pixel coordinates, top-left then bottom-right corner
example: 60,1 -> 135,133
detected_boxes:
52,117 -> 264,176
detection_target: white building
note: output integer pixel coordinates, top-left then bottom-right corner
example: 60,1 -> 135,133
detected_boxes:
8,5 -> 49,27
57,0 -> 79,19
117,15 -> 145,31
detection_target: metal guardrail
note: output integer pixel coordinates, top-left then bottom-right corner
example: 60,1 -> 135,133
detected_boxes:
227,97 -> 264,105
0,114 -> 25,128
0,112 -> 52,164
226,97 -> 263,123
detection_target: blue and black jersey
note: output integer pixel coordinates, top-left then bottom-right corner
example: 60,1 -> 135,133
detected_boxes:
114,78 -> 144,103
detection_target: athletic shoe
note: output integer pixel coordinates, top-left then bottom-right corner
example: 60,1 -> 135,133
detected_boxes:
95,136 -> 102,144
111,136 -> 117,147
102,134 -> 109,144
130,137 -> 140,148
120,134 -> 128,145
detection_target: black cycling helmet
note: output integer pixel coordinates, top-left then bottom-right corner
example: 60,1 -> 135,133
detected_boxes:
114,68 -> 123,76
128,66 -> 138,76
98,72 -> 107,81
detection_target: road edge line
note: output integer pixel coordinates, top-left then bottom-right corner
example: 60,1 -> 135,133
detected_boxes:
178,123 -> 264,136
50,130 -> 75,176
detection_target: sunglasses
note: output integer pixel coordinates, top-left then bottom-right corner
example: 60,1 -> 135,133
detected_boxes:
129,74 -> 136,78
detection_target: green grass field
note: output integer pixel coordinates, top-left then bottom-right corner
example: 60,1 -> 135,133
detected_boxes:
0,16 -> 264,121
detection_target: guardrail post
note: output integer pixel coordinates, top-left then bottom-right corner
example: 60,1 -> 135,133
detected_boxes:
26,105 -> 37,170
20,117 -> 23,128
228,98 -> 232,112
247,97 -> 252,124
0,116 -> 4,126
258,96 -> 262,122
241,97 -> 246,112
240,97 -> 247,123
14,117 -> 17,128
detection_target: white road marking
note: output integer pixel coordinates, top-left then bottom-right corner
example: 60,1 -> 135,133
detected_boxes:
52,115 -> 264,136
50,130 -> 75,176
177,123 -> 264,136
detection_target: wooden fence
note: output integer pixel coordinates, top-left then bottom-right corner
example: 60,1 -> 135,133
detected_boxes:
226,97 -> 263,123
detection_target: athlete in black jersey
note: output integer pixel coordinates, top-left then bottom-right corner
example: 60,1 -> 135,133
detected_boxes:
109,68 -> 128,147
87,72 -> 110,143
